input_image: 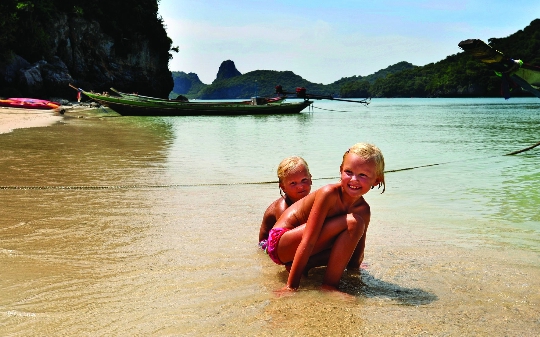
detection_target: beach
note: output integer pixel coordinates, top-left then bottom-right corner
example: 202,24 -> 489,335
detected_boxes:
1,98 -> 538,336
0,104 -> 107,134
0,107 -> 64,134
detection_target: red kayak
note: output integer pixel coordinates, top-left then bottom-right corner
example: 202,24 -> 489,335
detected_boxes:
0,98 -> 61,110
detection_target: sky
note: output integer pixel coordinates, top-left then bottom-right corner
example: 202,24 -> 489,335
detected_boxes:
158,0 -> 540,84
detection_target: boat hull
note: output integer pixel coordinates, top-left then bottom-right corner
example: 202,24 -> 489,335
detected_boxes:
86,93 -> 311,116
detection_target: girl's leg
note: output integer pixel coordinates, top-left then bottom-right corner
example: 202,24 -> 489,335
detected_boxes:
277,213 -> 364,265
285,249 -> 331,275
322,213 -> 365,288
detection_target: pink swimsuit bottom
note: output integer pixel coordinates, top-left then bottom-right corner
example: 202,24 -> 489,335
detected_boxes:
265,227 -> 290,265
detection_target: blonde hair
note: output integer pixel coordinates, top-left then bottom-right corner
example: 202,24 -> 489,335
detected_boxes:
342,143 -> 385,193
277,156 -> 310,183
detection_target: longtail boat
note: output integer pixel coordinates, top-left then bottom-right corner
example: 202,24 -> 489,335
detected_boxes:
109,87 -> 286,105
72,87 -> 312,116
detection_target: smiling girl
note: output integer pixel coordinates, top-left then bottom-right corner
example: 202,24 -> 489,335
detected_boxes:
267,143 -> 385,293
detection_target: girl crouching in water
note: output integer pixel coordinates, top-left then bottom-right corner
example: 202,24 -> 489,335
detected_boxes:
267,143 -> 385,293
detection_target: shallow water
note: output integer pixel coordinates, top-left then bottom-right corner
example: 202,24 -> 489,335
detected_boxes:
1,98 -> 539,336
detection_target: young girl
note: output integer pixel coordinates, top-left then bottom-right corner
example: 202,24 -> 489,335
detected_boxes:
267,143 -> 385,292
259,156 -> 312,249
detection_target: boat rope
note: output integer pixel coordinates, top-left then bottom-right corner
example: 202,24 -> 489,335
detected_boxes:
311,106 -> 351,113
505,140 -> 540,155
0,142 -> 537,191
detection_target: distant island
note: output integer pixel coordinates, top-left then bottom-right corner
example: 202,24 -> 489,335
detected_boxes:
171,19 -> 540,99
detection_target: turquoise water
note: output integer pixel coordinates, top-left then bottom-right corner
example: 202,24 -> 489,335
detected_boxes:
160,97 -> 540,250
1,98 -> 539,336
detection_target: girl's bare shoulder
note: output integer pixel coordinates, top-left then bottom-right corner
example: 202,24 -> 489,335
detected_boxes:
265,197 -> 288,218
318,182 -> 342,195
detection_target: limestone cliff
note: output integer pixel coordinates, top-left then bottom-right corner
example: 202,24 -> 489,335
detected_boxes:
0,3 -> 173,99
213,60 -> 242,83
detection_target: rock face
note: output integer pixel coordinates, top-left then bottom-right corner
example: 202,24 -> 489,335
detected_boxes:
172,72 -> 205,94
0,13 -> 172,99
213,60 -> 241,83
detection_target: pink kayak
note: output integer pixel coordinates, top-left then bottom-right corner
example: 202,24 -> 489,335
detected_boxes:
0,98 -> 61,110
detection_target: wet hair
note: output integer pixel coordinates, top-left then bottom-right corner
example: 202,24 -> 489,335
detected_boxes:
277,156 -> 310,184
342,143 -> 385,193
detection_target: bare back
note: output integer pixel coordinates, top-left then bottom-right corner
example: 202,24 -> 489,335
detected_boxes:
259,197 -> 289,242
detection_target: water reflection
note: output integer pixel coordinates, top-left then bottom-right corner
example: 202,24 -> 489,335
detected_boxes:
0,115 -> 175,187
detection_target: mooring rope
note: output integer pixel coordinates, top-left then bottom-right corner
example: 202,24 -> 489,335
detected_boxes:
505,140 -> 540,155
0,142 -> 537,191
311,106 -> 350,113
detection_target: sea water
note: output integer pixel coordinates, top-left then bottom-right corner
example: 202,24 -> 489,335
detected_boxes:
0,98 -> 539,336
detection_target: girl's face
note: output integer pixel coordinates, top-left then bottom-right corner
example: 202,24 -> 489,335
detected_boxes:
340,153 -> 380,198
280,166 -> 312,203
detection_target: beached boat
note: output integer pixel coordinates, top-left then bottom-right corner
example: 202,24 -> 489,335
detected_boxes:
0,98 -> 60,110
109,87 -> 286,105
77,89 -> 312,116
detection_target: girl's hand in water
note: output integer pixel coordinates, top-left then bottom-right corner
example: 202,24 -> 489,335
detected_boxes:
273,285 -> 297,297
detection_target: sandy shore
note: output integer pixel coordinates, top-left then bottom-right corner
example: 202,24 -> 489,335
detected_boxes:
0,105 -> 102,134
0,106 -> 64,134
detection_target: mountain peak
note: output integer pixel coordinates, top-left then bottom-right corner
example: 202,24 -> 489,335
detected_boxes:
214,60 -> 241,83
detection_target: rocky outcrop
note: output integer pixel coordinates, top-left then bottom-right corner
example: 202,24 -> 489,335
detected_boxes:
213,60 -> 241,83
172,72 -> 206,94
0,13 -> 172,99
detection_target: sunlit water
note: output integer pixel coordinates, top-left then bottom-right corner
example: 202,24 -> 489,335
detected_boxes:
1,98 -> 539,336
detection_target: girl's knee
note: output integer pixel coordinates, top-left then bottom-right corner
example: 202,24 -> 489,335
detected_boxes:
346,213 -> 365,238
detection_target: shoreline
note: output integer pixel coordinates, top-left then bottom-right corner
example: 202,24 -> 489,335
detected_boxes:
0,104 -> 99,134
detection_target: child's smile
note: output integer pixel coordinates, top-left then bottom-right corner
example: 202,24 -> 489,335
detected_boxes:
340,153 -> 379,197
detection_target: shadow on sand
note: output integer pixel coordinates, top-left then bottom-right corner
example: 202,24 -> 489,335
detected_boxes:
279,268 -> 438,306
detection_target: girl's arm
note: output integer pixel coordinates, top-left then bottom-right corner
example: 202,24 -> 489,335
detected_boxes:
286,186 -> 336,290
258,199 -> 286,242
259,208 -> 277,242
